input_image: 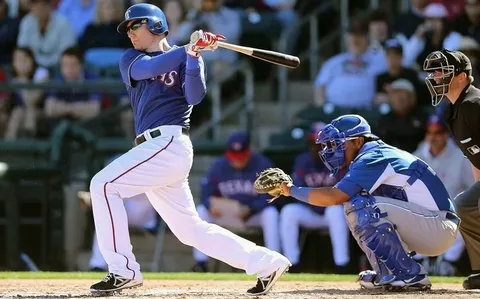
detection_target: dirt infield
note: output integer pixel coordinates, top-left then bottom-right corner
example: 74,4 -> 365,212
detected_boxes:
1,279 -> 479,299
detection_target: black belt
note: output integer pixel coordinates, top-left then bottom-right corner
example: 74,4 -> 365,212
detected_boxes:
134,127 -> 189,146
446,212 -> 460,225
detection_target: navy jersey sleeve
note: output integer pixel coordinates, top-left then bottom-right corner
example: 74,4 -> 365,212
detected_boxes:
119,47 -> 188,87
119,49 -> 144,87
179,56 -> 207,105
291,154 -> 307,186
248,156 -> 273,212
200,158 -> 222,209
335,151 -> 389,197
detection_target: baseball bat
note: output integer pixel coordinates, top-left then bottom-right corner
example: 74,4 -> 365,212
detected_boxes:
216,41 -> 300,69
190,32 -> 300,69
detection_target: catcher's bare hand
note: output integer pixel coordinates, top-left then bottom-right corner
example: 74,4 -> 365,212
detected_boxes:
254,167 -> 293,203
280,183 -> 291,197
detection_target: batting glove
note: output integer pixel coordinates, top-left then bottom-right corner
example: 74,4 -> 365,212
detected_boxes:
187,30 -> 226,58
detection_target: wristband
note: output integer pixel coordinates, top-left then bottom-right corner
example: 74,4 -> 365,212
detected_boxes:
290,186 -> 311,203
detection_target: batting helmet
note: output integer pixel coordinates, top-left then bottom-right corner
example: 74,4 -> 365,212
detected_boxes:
117,3 -> 169,36
316,115 -> 378,176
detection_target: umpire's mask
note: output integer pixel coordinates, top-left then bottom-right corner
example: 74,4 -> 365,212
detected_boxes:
423,50 -> 455,106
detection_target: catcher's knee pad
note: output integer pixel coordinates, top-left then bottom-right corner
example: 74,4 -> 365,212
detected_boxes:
345,195 -> 421,278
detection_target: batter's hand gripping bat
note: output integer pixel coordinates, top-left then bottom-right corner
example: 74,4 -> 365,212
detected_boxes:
190,31 -> 301,69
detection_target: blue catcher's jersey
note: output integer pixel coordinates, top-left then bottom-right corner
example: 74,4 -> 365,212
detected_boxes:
335,141 -> 455,213
119,48 -> 204,134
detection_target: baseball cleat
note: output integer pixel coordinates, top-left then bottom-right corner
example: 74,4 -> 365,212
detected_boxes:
383,274 -> 432,291
463,273 -> 480,289
246,261 -> 291,296
90,273 -> 143,296
356,270 -> 394,289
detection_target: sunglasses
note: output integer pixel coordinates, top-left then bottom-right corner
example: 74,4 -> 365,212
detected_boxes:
127,19 -> 146,32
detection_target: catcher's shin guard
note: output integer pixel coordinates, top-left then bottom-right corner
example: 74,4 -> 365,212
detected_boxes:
345,195 -> 423,280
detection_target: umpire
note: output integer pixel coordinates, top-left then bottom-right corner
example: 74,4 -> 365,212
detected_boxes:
424,49 -> 480,289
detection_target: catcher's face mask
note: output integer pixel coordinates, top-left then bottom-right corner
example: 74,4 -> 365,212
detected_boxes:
423,51 -> 455,106
316,124 -> 352,177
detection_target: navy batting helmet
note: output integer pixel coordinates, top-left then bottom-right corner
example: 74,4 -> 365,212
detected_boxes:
117,3 -> 169,36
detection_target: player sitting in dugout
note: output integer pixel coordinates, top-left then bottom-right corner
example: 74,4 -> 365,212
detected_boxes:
256,114 -> 460,291
280,122 -> 350,274
192,131 -> 281,272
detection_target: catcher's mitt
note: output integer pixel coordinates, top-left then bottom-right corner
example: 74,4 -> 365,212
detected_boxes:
254,167 -> 293,203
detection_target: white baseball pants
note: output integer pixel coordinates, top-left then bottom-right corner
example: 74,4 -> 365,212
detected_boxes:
89,194 -> 157,270
193,204 -> 281,262
280,203 -> 350,266
89,126 -> 290,280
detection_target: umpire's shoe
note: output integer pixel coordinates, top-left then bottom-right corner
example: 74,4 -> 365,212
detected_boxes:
247,261 -> 291,296
90,273 -> 143,295
463,273 -> 480,289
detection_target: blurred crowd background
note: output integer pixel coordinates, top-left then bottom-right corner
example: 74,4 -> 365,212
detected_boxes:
0,0 -> 478,277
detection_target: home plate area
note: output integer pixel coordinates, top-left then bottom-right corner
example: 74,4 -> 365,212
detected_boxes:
0,280 -> 478,298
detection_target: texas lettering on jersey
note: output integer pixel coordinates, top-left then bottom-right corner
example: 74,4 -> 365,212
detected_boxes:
218,179 -> 257,198
151,70 -> 178,86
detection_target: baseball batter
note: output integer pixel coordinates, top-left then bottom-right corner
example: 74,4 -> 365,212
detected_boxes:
256,114 -> 460,291
88,3 -> 290,296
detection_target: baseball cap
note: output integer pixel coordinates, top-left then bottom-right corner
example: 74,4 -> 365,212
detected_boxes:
423,3 -> 449,19
385,38 -> 403,54
225,132 -> 251,161
347,21 -> 368,35
426,114 -> 448,131
390,79 -> 415,93
442,49 -> 473,76
307,122 -> 326,140
466,0 -> 480,5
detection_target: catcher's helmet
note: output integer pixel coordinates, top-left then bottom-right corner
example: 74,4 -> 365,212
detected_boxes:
117,3 -> 168,36
316,115 -> 378,176
423,49 -> 472,106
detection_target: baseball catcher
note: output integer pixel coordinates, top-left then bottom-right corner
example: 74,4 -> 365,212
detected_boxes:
255,114 -> 460,291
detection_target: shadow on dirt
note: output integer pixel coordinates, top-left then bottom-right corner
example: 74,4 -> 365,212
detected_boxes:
280,288 -> 477,296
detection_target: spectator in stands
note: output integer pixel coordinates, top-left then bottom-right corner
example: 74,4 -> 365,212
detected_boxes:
163,0 -> 189,45
57,0 -> 96,39
44,47 -> 101,127
367,10 -> 391,51
403,3 -> 462,68
173,0 -> 242,79
413,115 -> 473,276
6,0 -> 31,19
430,0 -> 465,20
453,0 -> 480,48
17,0 -> 76,68
313,21 -> 386,109
280,122 -> 350,274
79,0 -> 130,50
393,0 -> 428,42
458,35 -> 480,88
4,47 -> 49,140
262,0 -> 299,54
0,0 -> 20,66
377,79 -> 427,152
0,67 -> 9,137
192,132 -> 281,272
374,39 -> 425,106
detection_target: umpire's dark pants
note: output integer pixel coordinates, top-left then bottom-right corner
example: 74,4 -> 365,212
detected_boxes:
455,180 -> 480,271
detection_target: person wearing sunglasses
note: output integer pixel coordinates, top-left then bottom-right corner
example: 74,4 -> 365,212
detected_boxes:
88,2 -> 291,297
